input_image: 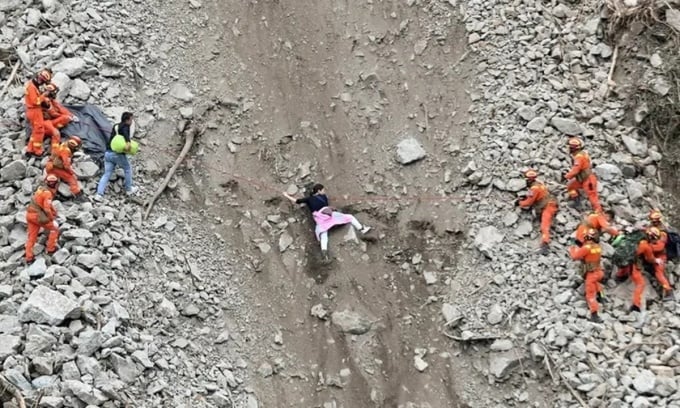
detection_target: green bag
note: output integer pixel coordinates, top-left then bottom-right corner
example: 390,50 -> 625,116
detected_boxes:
110,125 -> 139,155
611,230 -> 646,267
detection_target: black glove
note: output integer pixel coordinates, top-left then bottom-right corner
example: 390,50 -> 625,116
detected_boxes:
515,198 -> 521,207
562,172 -> 569,180
40,100 -> 50,109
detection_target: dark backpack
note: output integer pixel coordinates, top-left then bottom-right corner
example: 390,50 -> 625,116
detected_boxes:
611,230 -> 646,267
666,231 -> 680,260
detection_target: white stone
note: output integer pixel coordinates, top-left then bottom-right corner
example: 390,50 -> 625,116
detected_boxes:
19,286 -> 80,325
396,138 -> 427,164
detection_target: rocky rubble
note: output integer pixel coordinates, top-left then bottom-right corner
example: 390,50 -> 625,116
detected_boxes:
0,1 -> 259,407
442,0 -> 680,406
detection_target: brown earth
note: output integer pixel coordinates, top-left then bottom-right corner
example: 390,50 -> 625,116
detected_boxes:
140,0 -> 556,406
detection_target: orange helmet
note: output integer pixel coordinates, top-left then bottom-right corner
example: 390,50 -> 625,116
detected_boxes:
37,69 -> 52,83
523,169 -> 538,181
568,137 -> 584,151
646,227 -> 661,241
45,174 -> 58,188
648,209 -> 663,224
67,136 -> 82,150
584,228 -> 598,241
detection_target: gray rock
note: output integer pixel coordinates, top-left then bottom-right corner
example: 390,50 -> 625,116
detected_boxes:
653,377 -> 677,397
396,137 -> 427,164
62,380 -> 109,406
74,161 -> 99,179
3,368 -> 32,391
414,355 -> 429,372
489,351 -> 524,378
39,396 -> 65,408
490,339 -> 514,352
633,369 -> 656,394
19,285 -> 80,325
632,396 -> 651,408
526,116 -> 547,131
181,303 -> 200,316
211,391 -> 233,408
594,163 -> 622,181
310,304 -> 328,320
331,310 -> 372,335
75,330 -> 104,356
0,285 -> 12,299
53,57 -> 87,77
621,134 -> 648,156
77,252 -> 102,269
0,160 -> 27,181
110,353 -> 142,383
666,8 -> 680,32
50,72 -> 72,99
568,339 -> 587,359
650,76 -> 671,96
626,180 -> 645,202
0,0 -> 22,12
179,106 -> 193,119
550,117 -> 583,135
0,334 -> 21,362
214,329 -> 230,344
169,82 -> 194,102
278,232 -> 293,252
514,220 -> 532,237
555,290 -> 571,304
441,303 -> 461,324
474,226 -> 504,258
132,350 -> 154,369
62,228 -> 94,240
158,297 -> 179,317
23,257 -> 47,278
0,315 -> 21,334
517,106 -> 536,121
69,78 -> 91,100
487,303 -> 503,325
505,178 -> 525,192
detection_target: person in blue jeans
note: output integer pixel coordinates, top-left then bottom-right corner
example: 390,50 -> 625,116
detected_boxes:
95,112 -> 138,199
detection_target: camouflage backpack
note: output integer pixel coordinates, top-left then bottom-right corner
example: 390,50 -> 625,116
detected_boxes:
611,230 -> 646,267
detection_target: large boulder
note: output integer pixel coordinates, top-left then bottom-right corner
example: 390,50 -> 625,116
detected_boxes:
550,117 -> 583,134
19,285 -> 80,325
0,160 -> 27,181
53,57 -> 87,77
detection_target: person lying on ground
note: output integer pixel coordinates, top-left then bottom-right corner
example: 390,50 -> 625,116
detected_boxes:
283,183 -> 371,264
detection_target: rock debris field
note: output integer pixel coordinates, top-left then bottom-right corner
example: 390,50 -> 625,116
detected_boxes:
0,0 -> 680,407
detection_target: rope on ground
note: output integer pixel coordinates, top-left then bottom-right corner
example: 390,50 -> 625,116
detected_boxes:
143,123 -> 201,220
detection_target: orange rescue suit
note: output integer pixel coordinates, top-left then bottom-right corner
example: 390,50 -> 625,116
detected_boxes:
25,80 -> 49,154
43,99 -> 72,145
630,240 -> 668,308
46,143 -> 81,195
569,242 -> 604,314
575,212 -> 619,244
565,150 -> 602,212
519,180 -> 558,245
25,186 -> 59,261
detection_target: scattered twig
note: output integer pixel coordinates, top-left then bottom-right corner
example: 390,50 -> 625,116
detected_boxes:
601,44 -> 619,99
452,50 -> 470,69
0,60 -> 21,101
0,374 -> 27,408
144,124 -> 200,220
539,344 -> 588,408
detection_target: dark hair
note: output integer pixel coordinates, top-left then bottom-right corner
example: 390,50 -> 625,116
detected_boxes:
311,183 -> 324,195
121,112 -> 134,122
604,209 -> 615,219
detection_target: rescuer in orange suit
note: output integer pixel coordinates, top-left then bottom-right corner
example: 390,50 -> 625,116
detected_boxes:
46,136 -> 85,201
568,228 -> 604,323
646,210 -> 674,301
25,175 -> 60,263
516,169 -> 558,254
563,138 -> 602,212
629,227 -> 669,312
575,209 -> 619,246
42,83 -> 76,148
25,69 -> 53,156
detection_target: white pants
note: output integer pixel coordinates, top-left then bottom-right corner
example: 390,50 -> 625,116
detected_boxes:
319,214 -> 363,251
